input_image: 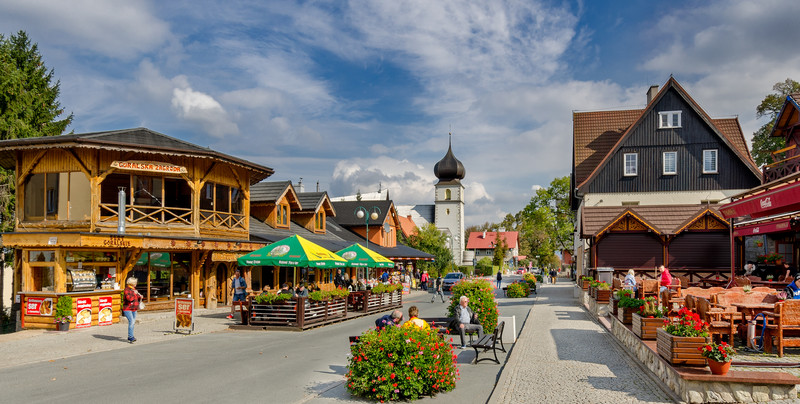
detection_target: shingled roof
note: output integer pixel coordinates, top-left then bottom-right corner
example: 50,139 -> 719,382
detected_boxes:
573,78 -> 760,191
581,204 -> 726,238
331,200 -> 395,226
251,181 -> 294,204
0,127 -> 273,183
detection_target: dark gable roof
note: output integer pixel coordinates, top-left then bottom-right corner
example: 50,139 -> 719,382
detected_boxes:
331,200 -> 394,226
251,181 -> 293,204
295,191 -> 335,216
0,127 -> 273,183
581,204 -> 725,237
573,78 -> 760,192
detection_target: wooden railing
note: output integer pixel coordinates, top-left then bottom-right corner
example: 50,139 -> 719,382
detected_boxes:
199,210 -> 246,231
99,203 -> 192,226
249,297 -> 349,329
763,153 -> 800,183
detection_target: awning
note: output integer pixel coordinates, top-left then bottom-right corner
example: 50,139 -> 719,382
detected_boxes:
721,181 -> 800,219
732,217 -> 793,237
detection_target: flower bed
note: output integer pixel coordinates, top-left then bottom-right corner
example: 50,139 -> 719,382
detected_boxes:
657,307 -> 710,366
506,282 -> 528,298
346,325 -> 458,401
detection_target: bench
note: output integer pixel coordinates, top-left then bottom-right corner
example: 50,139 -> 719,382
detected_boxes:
471,321 -> 506,364
348,335 -> 360,345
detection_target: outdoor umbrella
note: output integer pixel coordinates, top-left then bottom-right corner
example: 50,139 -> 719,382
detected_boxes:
335,243 -> 395,268
237,234 -> 347,268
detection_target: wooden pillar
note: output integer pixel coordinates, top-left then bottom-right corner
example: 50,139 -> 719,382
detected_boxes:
55,249 -> 67,293
191,251 -> 200,308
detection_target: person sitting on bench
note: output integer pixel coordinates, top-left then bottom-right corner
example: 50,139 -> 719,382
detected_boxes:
454,295 -> 484,349
402,306 -> 430,330
375,310 -> 403,329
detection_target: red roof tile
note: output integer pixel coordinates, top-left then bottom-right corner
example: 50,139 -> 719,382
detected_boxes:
397,215 -> 418,238
466,231 -> 518,249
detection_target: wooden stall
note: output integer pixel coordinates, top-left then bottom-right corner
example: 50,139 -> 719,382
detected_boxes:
19,290 -> 121,330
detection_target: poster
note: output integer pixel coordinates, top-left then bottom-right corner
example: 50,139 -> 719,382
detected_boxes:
174,298 -> 193,333
98,296 -> 113,326
75,297 -> 93,328
26,297 -> 53,316
401,282 -> 410,295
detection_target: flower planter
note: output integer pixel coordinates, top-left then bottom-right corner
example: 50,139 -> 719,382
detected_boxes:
611,298 -> 619,316
632,313 -> 663,340
581,280 -> 590,291
617,306 -> 634,325
56,321 -> 70,331
656,328 -> 710,366
707,359 -> 731,375
595,289 -> 611,304
589,286 -> 596,298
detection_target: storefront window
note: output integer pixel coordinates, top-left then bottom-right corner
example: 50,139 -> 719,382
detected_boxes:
29,250 -> 56,262
65,251 -> 116,263
32,266 -> 55,291
24,172 -> 90,221
132,252 -> 192,302
101,173 -> 191,225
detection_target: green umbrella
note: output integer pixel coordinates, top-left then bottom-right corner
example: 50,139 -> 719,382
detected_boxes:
237,235 -> 347,268
335,243 -> 395,268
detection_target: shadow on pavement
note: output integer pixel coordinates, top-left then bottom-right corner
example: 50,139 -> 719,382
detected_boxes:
315,364 -> 347,376
91,334 -> 127,342
554,310 -> 589,321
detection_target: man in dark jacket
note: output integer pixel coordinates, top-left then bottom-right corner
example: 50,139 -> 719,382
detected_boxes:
334,269 -> 346,288
453,295 -> 484,348
375,310 -> 403,329
430,275 -> 445,303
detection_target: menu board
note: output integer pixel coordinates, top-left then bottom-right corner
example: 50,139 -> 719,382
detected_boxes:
75,297 -> 93,328
26,297 -> 53,316
98,296 -> 113,326
174,298 -> 193,333
402,282 -> 411,295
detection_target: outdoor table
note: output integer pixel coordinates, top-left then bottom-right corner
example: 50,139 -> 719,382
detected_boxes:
731,302 -> 776,323
749,280 -> 790,289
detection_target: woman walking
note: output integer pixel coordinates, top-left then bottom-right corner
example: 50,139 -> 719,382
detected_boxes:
123,277 -> 142,343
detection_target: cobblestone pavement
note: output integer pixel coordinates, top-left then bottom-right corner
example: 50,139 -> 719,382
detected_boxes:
489,282 -> 674,404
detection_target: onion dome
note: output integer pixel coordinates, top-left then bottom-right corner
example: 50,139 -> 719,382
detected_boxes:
433,134 -> 465,183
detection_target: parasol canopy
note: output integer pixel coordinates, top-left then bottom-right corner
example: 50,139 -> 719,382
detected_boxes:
237,235 -> 347,268
336,243 -> 395,268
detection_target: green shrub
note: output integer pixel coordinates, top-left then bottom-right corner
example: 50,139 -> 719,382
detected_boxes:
54,295 -> 73,323
617,294 -> 645,309
307,289 -> 351,301
346,326 -> 458,401
522,273 -> 537,292
253,293 -> 293,304
474,257 -> 493,276
446,279 -> 498,332
371,283 -> 403,294
535,274 -> 543,283
506,282 -> 528,298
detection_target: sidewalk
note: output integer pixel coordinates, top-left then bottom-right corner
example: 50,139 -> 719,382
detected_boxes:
0,306 -> 233,369
489,282 -> 674,404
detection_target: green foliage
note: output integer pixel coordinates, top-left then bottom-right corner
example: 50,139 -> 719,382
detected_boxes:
54,295 -> 72,323
492,233 -> 509,268
307,289 -> 350,301
474,257 -> 493,276
751,78 -> 800,166
518,176 -> 574,266
406,223 -> 453,277
371,283 -> 402,294
699,341 -> 735,363
522,273 -> 537,291
617,294 -> 645,309
535,274 -> 543,283
253,293 -> 292,304
635,297 -> 664,318
614,289 -> 633,300
506,282 -> 528,298
446,279 -> 498,332
346,326 -> 458,401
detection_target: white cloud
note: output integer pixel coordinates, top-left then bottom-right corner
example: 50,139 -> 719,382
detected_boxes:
531,185 -> 543,191
171,87 -> 239,138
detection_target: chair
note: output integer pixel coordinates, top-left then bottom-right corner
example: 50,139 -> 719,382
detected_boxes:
639,279 -> 659,300
765,300 -> 800,357
678,276 -> 690,289
733,276 -> 752,287
697,297 -> 735,345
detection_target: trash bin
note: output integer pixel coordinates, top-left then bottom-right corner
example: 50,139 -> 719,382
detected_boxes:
597,267 -> 614,285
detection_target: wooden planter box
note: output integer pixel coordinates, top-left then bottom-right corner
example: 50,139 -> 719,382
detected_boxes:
632,313 -> 663,340
588,286 -> 596,298
595,289 -> 611,304
581,280 -> 590,291
611,298 -> 619,316
656,328 -> 710,366
617,306 -> 634,325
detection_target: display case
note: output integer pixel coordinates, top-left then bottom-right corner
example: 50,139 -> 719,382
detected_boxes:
67,269 -> 97,292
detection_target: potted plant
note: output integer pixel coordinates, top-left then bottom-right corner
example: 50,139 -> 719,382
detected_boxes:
767,275 -> 774,282
612,289 -> 632,317
580,276 -> 593,291
616,295 -> 644,325
699,342 -> 735,375
595,281 -> 611,303
658,307 -> 711,366
632,297 -> 665,340
54,295 -> 73,331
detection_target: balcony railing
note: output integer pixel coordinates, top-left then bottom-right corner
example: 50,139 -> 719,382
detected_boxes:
199,209 -> 246,231
100,203 -> 192,226
763,153 -> 800,183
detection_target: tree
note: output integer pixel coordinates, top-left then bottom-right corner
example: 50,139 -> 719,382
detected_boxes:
751,78 -> 800,166
517,176 -> 575,266
405,223 -> 453,277
0,30 -> 72,315
492,232 -> 508,269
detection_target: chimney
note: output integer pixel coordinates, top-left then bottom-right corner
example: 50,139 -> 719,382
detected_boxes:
646,85 -> 659,105
297,178 -> 304,193
316,180 -> 320,192
482,231 -> 486,239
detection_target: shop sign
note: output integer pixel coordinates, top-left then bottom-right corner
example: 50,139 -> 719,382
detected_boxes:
75,297 -> 93,328
402,282 -> 411,295
98,296 -> 113,326
111,160 -> 187,174
26,297 -> 53,316
174,298 -> 193,333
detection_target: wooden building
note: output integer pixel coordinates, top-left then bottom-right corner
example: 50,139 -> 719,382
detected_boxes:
1,128 -> 273,328
571,78 -> 761,280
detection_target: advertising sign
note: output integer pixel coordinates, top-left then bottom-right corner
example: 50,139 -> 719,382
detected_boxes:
26,297 -> 53,316
75,297 -> 93,328
98,296 -> 113,326
174,298 -> 194,334
402,282 -> 411,295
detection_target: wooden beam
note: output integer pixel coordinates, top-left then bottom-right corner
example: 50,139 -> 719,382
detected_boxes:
118,248 -> 142,283
66,149 -> 92,178
16,149 -> 47,188
200,162 -> 217,184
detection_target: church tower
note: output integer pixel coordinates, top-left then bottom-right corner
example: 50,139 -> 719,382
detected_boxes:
433,134 -> 466,266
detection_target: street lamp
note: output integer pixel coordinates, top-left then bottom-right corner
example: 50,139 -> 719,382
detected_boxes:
355,206 -> 381,249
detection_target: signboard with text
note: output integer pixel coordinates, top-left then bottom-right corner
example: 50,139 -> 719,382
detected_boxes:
174,298 -> 194,333
75,297 -> 93,328
98,296 -> 113,326
26,297 -> 53,316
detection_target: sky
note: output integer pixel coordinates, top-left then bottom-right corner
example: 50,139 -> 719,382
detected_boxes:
2,0 -> 800,226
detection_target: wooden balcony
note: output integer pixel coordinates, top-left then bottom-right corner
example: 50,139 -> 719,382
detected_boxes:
763,154 -> 800,183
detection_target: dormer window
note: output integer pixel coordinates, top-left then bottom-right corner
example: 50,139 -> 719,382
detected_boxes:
623,153 -> 638,176
314,211 -> 325,232
658,111 -> 681,129
276,203 -> 289,227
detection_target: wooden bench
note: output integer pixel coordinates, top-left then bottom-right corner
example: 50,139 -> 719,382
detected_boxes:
348,335 -> 360,345
765,300 -> 800,357
471,321 -> 506,364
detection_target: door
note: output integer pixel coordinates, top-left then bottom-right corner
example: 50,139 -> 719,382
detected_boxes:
215,263 -> 228,305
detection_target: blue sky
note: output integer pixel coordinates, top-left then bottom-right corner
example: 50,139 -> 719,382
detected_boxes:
2,0 -> 799,226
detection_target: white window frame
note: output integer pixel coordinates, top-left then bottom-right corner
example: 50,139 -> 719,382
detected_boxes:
703,149 -> 718,174
658,111 -> 682,129
623,153 -> 638,176
662,151 -> 677,175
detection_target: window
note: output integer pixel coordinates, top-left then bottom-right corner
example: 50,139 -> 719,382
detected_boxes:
314,211 -> 325,231
445,189 -> 451,200
778,243 -> 794,265
102,173 -> 192,224
276,203 -> 289,227
703,149 -> 718,173
623,153 -> 638,176
663,152 -> 677,175
24,172 -> 91,221
658,111 -> 681,128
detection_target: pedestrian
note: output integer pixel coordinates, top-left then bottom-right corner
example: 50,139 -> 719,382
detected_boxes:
122,277 -> 142,343
375,309 -> 403,329
421,271 -> 429,291
430,275 -> 445,303
623,269 -> 637,293
454,295 -> 484,349
227,269 -> 247,319
402,306 -> 430,329
549,268 -> 557,284
657,265 -> 672,293
334,269 -> 346,288
380,270 -> 390,283
496,270 -> 502,289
